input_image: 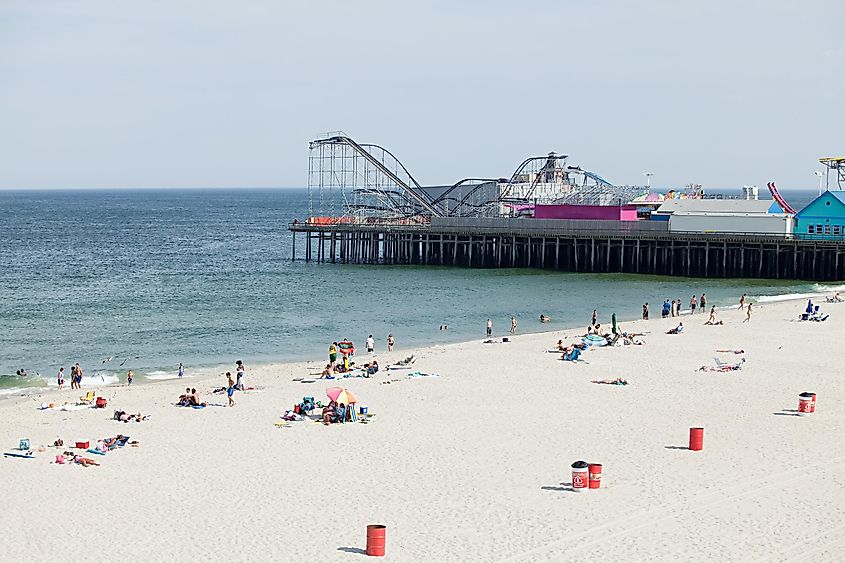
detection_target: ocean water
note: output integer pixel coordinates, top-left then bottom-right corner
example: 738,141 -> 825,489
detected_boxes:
0,188 -> 837,395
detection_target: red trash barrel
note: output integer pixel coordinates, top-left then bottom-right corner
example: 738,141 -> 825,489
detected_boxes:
571,460 -> 589,491
588,463 -> 603,489
689,427 -> 704,451
798,393 -> 813,415
807,392 -> 816,413
366,524 -> 386,557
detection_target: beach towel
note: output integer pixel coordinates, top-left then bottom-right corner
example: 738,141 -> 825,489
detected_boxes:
4,452 -> 35,459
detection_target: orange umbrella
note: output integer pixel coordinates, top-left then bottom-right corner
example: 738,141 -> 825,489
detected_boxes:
326,387 -> 358,405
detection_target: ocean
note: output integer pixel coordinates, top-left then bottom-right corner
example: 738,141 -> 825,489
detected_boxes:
0,187 -> 836,395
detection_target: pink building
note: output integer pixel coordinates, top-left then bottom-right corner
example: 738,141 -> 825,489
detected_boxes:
534,204 -> 639,221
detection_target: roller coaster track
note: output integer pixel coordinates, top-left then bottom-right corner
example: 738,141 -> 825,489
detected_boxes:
766,182 -> 796,214
312,135 -> 442,217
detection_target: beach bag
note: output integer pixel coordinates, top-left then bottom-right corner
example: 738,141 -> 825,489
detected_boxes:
19,438 -> 30,451
55,454 -> 65,465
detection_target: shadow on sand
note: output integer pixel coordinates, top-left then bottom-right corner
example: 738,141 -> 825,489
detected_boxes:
541,482 -> 578,493
337,547 -> 367,555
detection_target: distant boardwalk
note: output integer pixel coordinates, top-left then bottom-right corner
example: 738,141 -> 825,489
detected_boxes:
290,218 -> 845,281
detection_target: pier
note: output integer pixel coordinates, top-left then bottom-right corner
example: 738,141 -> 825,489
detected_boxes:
289,219 -> 845,281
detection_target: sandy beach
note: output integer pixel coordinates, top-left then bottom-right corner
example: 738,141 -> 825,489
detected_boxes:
1,298 -> 843,561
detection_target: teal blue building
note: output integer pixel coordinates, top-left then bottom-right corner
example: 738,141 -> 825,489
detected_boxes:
794,191 -> 845,238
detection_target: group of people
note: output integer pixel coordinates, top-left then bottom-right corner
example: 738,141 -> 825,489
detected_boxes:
321,401 -> 351,425
176,388 -> 206,407
649,294 -> 708,320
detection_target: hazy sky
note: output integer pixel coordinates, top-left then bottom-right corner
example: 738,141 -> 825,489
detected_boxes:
1,0 -> 843,190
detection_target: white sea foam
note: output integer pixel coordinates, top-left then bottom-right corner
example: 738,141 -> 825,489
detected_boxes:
145,370 -> 183,380
79,373 -> 121,386
755,292 -> 819,303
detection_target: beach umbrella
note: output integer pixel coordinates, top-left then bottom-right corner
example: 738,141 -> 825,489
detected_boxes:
612,313 -> 618,335
326,387 -> 358,405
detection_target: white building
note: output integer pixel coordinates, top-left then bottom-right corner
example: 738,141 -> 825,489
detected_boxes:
653,199 -> 794,235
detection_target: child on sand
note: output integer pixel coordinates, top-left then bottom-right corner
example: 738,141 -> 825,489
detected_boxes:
226,372 -> 235,407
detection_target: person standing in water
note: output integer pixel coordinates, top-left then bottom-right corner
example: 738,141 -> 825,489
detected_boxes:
127,370 -> 133,385
178,363 -> 184,379
642,303 -> 649,320
739,293 -> 746,310
486,318 -> 493,337
510,316 -> 517,335
700,293 -> 706,313
387,334 -> 394,352
57,367 -> 65,391
690,295 -> 697,314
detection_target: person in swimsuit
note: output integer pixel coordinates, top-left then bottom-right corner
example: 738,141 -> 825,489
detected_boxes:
57,367 -> 65,390
642,303 -> 649,320
739,293 -> 746,310
591,310 -> 597,326
690,295 -> 697,313
387,334 -> 394,352
744,302 -> 752,323
700,293 -> 706,312
127,370 -> 133,385
510,316 -> 517,335
226,372 -> 235,407
329,342 -> 338,364
75,363 -> 84,388
486,319 -> 492,337
178,363 -> 184,378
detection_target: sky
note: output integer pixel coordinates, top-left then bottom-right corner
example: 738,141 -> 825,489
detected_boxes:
1,0 -> 843,190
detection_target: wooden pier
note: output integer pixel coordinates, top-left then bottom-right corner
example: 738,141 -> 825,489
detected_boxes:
289,219 -> 845,281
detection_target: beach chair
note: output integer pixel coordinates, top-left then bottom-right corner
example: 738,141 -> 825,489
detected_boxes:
79,391 -> 95,404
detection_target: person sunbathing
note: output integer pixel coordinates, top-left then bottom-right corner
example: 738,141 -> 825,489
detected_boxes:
73,455 -> 100,467
556,339 -> 566,352
591,378 -> 628,385
188,388 -> 207,407
334,403 -> 347,424
666,323 -> 684,334
177,388 -> 192,406
322,401 -> 337,425
319,363 -> 334,379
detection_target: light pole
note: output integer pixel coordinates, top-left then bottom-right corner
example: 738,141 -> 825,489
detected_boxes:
644,172 -> 654,188
814,171 -> 825,195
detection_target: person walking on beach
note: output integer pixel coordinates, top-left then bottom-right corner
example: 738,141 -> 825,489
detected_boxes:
235,360 -> 245,391
690,295 -> 697,314
486,318 -> 493,337
178,363 -> 184,379
387,334 -> 395,352
226,372 -> 236,407
69,365 -> 77,390
744,302 -> 752,323
700,293 -> 706,312
739,293 -> 746,310
510,316 -> 517,335
127,370 -> 133,385
57,367 -> 65,391
366,334 -> 375,354
642,302 -> 649,320
75,363 -> 84,388
329,342 -> 338,365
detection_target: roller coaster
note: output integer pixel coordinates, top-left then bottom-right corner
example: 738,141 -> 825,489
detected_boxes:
306,133 -> 644,222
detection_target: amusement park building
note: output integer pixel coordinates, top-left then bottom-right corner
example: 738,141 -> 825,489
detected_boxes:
653,199 -> 793,235
793,191 -> 845,239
